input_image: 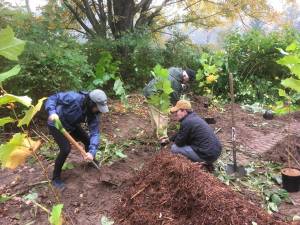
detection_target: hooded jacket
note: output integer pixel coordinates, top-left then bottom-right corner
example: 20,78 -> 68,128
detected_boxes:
45,91 -> 100,156
143,67 -> 183,105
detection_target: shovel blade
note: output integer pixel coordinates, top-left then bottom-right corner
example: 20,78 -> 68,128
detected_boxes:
226,164 -> 246,177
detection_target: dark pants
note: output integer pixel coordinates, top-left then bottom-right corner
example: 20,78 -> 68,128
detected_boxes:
48,125 -> 90,180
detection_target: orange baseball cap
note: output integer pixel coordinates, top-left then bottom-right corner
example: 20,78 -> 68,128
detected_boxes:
170,100 -> 192,113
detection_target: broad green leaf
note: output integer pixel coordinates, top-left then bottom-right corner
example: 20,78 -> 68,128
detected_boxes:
277,55 -> 300,67
278,89 -> 287,97
101,216 -> 114,225
62,162 -> 75,171
161,80 -> 173,95
0,94 -> 32,107
0,194 -> 12,203
115,149 -> 127,158
113,78 -> 125,96
153,65 -> 168,79
18,97 -> 47,127
271,194 -> 281,205
196,69 -> 204,81
0,117 -> 15,126
0,65 -> 21,83
281,77 -> 300,92
49,204 -> 64,225
286,41 -> 298,52
0,133 -> 25,167
0,26 -> 25,61
0,134 -> 40,169
290,64 -> 300,79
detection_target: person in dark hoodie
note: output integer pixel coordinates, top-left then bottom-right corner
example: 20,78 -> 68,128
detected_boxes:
45,89 -> 109,189
167,100 -> 222,164
143,67 -> 196,140
143,67 -> 196,105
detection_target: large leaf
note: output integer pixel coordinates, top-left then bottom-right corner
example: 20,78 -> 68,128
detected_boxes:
153,64 -> 168,79
0,65 -> 21,83
286,41 -> 298,52
278,89 -> 287,98
0,117 -> 15,126
113,78 -> 125,96
18,97 -> 47,127
0,194 -> 13,203
0,133 -> 40,169
49,204 -> 64,225
0,26 -> 25,61
281,77 -> 300,92
290,64 -> 300,79
277,55 -> 300,67
0,133 -> 25,165
0,94 -> 32,107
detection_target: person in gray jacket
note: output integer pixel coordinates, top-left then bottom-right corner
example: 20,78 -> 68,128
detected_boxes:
143,67 -> 196,105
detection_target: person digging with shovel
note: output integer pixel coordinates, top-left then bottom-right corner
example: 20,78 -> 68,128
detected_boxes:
45,89 -> 109,189
162,100 -> 222,168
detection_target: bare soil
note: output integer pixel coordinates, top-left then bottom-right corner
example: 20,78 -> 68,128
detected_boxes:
1,95 -> 300,224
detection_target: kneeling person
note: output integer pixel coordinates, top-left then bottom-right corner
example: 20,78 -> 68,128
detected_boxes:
169,100 -> 222,164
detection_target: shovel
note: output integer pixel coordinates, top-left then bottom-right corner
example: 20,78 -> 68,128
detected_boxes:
54,119 -> 100,171
226,73 -> 246,177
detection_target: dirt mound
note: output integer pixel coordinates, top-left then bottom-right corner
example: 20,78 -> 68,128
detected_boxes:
262,135 -> 300,168
113,151 -> 287,225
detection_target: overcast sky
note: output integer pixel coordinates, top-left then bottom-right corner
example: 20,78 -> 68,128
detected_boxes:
6,0 -> 300,45
8,0 -> 295,12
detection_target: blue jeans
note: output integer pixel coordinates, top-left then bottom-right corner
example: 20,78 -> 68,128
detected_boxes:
171,144 -> 203,162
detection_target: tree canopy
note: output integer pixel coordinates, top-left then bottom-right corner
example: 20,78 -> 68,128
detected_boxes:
62,0 -> 281,39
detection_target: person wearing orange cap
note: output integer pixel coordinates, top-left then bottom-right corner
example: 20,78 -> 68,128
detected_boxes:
167,100 -> 222,163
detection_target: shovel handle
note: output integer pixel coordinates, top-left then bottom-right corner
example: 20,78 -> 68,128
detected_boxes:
62,130 -> 87,158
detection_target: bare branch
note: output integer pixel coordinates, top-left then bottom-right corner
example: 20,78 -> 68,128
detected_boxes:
63,0 -> 96,37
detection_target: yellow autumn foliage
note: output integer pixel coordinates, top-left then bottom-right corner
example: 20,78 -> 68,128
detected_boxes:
206,74 -> 217,84
4,138 -> 41,169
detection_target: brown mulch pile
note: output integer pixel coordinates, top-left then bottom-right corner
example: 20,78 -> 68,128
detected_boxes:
112,151 -> 288,225
262,135 -> 300,168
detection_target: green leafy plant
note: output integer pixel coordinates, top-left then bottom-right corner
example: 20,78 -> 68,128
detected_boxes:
96,136 -> 127,165
0,26 -> 64,224
215,157 -> 289,214
49,204 -> 64,225
62,162 -> 75,171
0,194 -> 13,203
196,51 -> 225,97
148,64 -> 173,113
223,28 -> 300,104
92,51 -> 128,107
274,41 -> 300,114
